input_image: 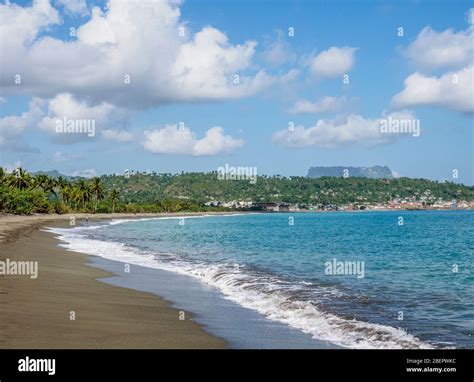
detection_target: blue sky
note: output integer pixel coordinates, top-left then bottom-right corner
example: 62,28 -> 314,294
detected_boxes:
0,0 -> 472,184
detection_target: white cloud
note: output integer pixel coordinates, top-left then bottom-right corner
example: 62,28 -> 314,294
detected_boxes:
0,0 -> 283,107
143,125 -> 244,156
71,168 -> 97,178
38,94 -> 116,132
288,96 -> 348,114
468,8 -> 474,25
56,0 -> 88,16
170,27 -> 273,100
309,47 -> 356,78
37,93 -> 128,142
101,129 -> 134,142
0,0 -> 60,49
394,10 -> 474,114
404,25 -> 473,70
392,65 -> 474,113
0,98 -> 44,149
261,31 -> 296,66
0,93 -> 130,145
193,127 -> 244,156
272,110 -> 417,148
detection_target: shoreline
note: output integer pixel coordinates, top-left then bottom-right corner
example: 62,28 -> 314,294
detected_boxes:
1,211 -> 469,349
0,212 -> 339,349
0,212 -> 248,244
0,214 -> 228,348
0,208 -> 468,244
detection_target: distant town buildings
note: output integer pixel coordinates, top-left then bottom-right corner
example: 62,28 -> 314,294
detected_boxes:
203,197 -> 474,212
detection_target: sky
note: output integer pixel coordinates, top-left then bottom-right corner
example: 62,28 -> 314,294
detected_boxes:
0,0 -> 473,184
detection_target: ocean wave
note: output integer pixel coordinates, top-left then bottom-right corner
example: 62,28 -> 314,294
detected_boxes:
48,213 -> 254,233
105,213 -> 253,226
46,226 -> 433,349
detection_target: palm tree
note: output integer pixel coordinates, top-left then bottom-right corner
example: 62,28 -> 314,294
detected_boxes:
34,174 -> 56,198
71,187 -> 82,211
33,174 -> 48,190
56,176 -> 68,204
109,189 -> 119,213
46,177 -> 57,198
90,177 -> 104,213
61,185 -> 71,206
7,167 -> 31,190
76,180 -> 91,210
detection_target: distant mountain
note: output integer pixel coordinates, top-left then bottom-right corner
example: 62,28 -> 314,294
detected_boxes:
307,166 -> 394,179
31,170 -> 79,180
7,169 -> 474,207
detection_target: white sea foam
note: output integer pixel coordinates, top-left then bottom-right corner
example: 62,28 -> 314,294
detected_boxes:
46,224 -> 434,350
106,213 -> 252,226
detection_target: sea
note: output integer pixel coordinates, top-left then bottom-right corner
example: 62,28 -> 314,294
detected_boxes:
47,210 -> 473,349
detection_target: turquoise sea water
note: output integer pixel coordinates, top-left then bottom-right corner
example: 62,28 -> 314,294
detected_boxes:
51,210 -> 473,349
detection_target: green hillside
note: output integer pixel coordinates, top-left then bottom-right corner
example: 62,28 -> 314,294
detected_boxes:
1,167 -> 473,215
101,171 -> 474,205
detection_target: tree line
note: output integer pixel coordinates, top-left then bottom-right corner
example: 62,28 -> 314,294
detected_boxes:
0,168 -> 217,214
1,167 -> 473,215
100,170 -> 474,205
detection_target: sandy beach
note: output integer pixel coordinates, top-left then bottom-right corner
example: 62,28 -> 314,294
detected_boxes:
0,213 -> 227,348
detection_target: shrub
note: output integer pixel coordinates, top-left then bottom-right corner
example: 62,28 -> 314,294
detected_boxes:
1,187 -> 50,214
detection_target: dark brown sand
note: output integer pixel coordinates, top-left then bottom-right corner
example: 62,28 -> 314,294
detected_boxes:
0,214 -> 227,348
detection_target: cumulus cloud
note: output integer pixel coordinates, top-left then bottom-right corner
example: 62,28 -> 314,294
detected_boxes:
0,0 -> 60,49
56,0 -> 88,16
143,125 -> 244,156
392,66 -> 474,113
404,24 -> 473,70
272,110 -> 417,148
170,27 -> 273,100
288,96 -> 348,114
0,0 -> 301,153
261,31 -> 296,66
309,47 -> 357,78
36,93 -> 128,143
0,98 -> 44,149
0,0 -> 284,108
1,93 -> 129,145
394,11 -> 474,113
37,93 -> 119,134
468,8 -> 474,25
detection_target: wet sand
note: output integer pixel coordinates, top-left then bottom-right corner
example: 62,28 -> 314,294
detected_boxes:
0,214 -> 227,348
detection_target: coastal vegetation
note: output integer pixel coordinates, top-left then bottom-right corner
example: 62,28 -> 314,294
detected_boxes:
1,168 -> 473,215
0,168 -> 224,214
